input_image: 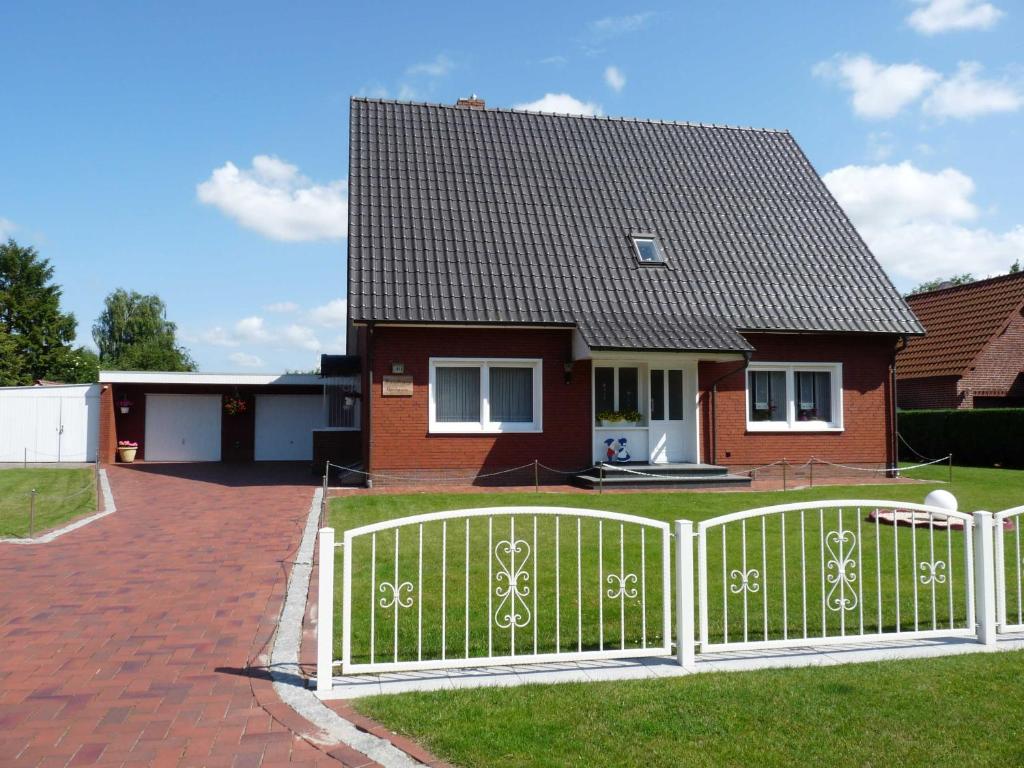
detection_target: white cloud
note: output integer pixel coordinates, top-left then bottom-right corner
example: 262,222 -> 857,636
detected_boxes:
282,324 -> 321,352
824,161 -> 1024,285
587,12 -> 653,40
922,61 -> 1022,118
540,55 -> 568,66
813,54 -> 940,119
196,155 -> 347,242
604,65 -> 626,92
265,301 -> 299,313
406,54 -> 454,77
229,352 -> 264,368
514,93 -> 603,116
0,217 -> 15,239
234,316 -> 271,343
308,298 -> 348,328
907,0 -> 1003,34
200,326 -> 240,348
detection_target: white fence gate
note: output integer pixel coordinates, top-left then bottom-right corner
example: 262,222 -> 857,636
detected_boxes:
315,499 -> 1004,695
318,506 -> 672,682
0,384 -> 100,463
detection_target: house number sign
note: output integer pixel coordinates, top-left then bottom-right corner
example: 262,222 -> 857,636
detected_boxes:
382,375 -> 413,397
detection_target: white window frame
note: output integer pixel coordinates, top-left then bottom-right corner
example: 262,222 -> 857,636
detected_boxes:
744,362 -> 844,432
428,358 -> 543,434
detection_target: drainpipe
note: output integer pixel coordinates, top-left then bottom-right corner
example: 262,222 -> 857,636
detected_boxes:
707,351 -> 753,466
890,335 -> 908,477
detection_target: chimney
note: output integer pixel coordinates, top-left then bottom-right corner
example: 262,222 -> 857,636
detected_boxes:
455,94 -> 485,110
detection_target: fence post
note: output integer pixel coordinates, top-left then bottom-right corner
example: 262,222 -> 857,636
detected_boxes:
599,464 -> 604,494
675,520 -> 696,668
782,460 -> 788,492
808,459 -> 814,488
534,459 -> 539,493
948,454 -> 953,484
316,527 -> 335,694
28,489 -> 37,537
973,511 -> 997,647
23,447 -> 27,469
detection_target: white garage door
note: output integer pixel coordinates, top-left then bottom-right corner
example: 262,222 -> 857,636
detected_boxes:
145,394 -> 222,461
254,395 -> 323,461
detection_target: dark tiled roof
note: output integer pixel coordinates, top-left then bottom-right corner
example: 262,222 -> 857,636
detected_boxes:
347,98 -> 923,352
898,273 -> 1024,380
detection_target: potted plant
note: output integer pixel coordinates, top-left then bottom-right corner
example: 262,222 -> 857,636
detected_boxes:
117,440 -> 139,463
597,409 -> 642,428
117,397 -> 133,414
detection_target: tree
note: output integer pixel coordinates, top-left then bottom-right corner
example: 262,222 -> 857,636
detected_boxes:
0,239 -> 96,385
1011,260 -> 1021,274
907,273 -> 975,296
92,288 -> 196,371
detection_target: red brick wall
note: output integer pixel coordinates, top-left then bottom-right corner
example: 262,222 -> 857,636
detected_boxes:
699,333 -> 897,467
897,376 -> 961,409
98,385 -> 117,463
367,327 -> 591,471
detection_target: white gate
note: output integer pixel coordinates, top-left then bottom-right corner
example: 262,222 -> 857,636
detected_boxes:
0,384 -> 100,462
697,500 -> 979,652
318,506 -> 671,682
995,505 -> 1024,632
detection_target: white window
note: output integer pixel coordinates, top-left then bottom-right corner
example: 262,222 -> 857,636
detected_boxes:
429,358 -> 543,433
745,363 -> 843,432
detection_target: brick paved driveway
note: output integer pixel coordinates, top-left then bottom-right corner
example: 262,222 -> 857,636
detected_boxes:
0,464 -> 338,767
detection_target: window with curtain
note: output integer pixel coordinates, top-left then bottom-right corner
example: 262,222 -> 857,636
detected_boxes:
430,359 -> 542,432
749,370 -> 787,422
489,367 -> 533,422
747,364 -> 842,431
796,371 -> 832,421
435,367 -> 481,422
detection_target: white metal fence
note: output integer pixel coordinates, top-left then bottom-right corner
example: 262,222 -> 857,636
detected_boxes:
697,501 -> 978,652
315,500 -> 1011,695
319,507 -> 672,680
995,505 -> 1024,633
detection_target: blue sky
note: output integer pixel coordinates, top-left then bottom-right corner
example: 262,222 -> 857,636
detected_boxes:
1,0 -> 1021,372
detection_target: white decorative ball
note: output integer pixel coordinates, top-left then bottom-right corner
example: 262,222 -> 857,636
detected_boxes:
924,489 -> 958,512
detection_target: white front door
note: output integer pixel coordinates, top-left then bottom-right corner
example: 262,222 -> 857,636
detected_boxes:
145,394 -> 222,461
254,395 -> 323,460
648,368 -> 693,463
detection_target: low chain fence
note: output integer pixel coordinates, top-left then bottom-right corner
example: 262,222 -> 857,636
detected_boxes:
0,468 -> 100,538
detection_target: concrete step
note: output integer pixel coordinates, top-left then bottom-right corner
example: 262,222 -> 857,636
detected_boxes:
573,463 -> 752,490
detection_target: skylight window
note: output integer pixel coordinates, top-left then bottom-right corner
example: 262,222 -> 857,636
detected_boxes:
631,235 -> 664,264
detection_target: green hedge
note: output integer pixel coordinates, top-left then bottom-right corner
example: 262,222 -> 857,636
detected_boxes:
898,408 -> 1024,468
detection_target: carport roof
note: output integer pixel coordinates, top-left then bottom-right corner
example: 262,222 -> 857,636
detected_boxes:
98,371 -> 324,386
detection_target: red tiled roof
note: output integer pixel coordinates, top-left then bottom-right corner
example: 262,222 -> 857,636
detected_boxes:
898,272 -> 1024,380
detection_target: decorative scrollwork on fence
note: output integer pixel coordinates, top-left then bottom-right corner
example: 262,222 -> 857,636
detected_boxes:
494,538 -> 532,629
606,572 -> 638,600
729,568 -> 761,594
919,560 -> 947,585
379,580 -> 414,610
825,528 -> 859,611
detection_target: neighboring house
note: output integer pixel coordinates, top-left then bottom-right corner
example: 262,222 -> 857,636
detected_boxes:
346,96 -> 922,480
897,272 -> 1024,410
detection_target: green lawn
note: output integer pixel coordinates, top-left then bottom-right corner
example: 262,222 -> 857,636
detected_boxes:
0,468 -> 97,537
358,650 -> 1024,768
328,465 -> 1024,767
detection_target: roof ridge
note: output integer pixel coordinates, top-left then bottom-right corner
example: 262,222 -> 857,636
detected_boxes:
350,96 -> 790,134
907,270 -> 1024,300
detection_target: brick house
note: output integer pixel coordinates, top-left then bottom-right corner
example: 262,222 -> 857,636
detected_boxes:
346,97 -> 923,484
898,272 -> 1024,410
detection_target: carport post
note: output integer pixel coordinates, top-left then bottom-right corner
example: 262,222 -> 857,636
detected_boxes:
316,527 -> 335,694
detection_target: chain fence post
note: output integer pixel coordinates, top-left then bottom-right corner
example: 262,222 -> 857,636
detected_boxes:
808,458 -> 814,488
534,459 -> 539,493
29,489 -> 37,537
948,454 -> 953,484
782,460 -> 788,492
24,447 -> 27,469
599,464 -> 604,494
